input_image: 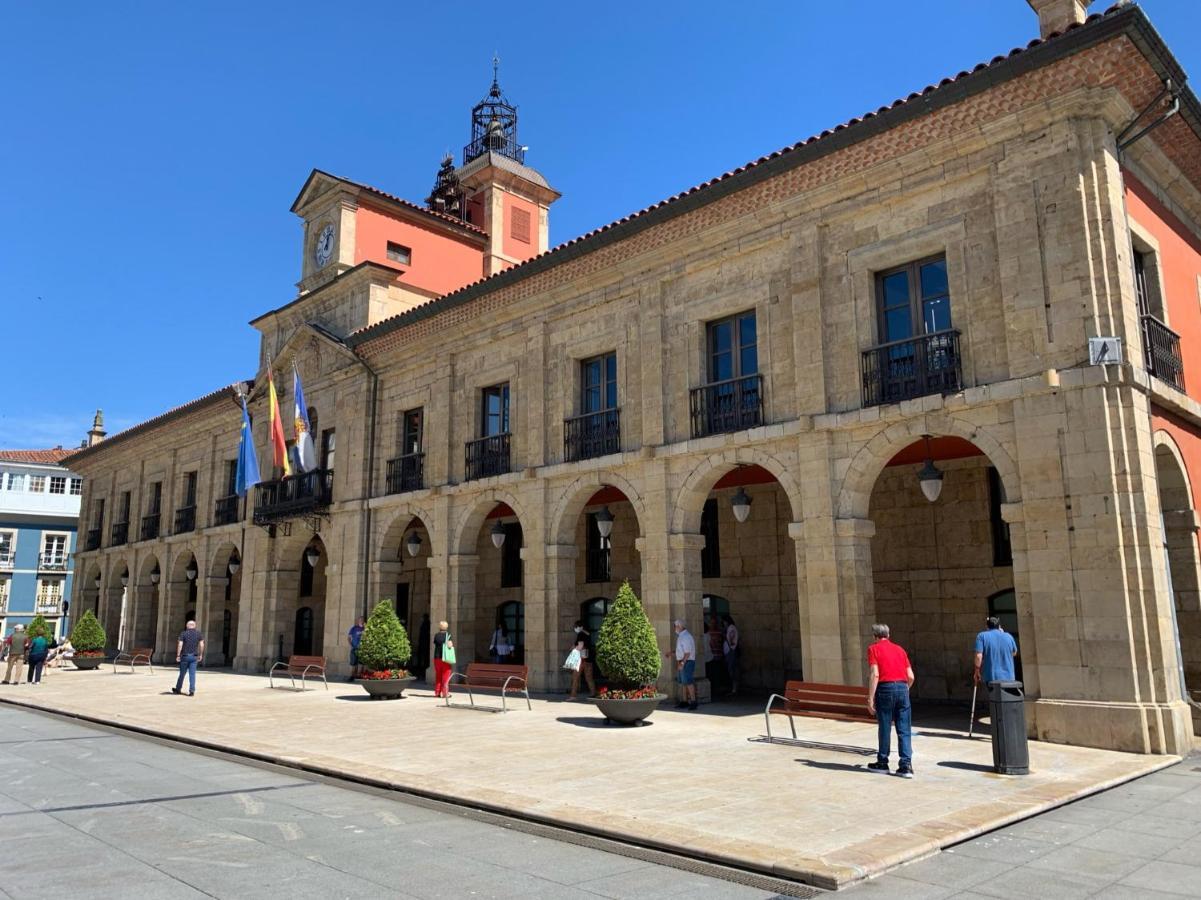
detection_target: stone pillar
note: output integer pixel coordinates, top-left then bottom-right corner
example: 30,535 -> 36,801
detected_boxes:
833,517 -> 876,685
200,576 -> 228,666
438,554 -> 478,664
522,543 -> 577,692
787,522 -> 811,679
666,532 -> 708,701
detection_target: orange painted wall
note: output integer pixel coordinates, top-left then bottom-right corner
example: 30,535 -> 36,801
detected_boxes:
353,203 -> 484,296
501,192 -> 541,262
1152,407 -> 1201,560
1125,172 -> 1201,406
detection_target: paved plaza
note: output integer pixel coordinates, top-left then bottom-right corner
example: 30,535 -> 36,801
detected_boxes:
0,668 -> 1177,889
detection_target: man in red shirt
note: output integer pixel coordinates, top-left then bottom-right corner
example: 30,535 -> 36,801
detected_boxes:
866,623 -> 915,778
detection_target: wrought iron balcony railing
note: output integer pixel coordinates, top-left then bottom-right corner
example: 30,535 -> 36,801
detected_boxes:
1142,314 -> 1185,393
0,551 -> 14,569
253,469 -> 334,525
386,453 -> 425,494
465,433 -> 511,481
690,374 -> 764,439
38,552 -> 68,572
111,521 -> 129,546
140,513 -> 161,542
564,409 -> 621,463
85,528 -> 101,551
861,330 -> 963,408
214,495 -> 239,526
174,505 -> 196,535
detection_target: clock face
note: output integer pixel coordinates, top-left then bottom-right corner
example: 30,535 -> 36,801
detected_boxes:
314,223 -> 335,267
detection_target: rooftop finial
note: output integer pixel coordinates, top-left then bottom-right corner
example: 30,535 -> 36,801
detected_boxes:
491,53 -> 500,96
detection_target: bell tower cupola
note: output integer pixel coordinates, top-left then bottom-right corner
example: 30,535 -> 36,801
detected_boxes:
428,57 -> 560,275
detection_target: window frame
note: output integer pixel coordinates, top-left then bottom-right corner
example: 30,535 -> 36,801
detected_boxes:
580,352 -> 618,415
706,311 -> 758,384
480,383 -> 511,438
29,475 -> 46,493
874,254 -> 951,345
49,475 -> 67,495
585,511 -> 612,583
401,408 -> 424,456
511,207 -> 531,243
69,477 -> 83,496
386,242 -> 412,265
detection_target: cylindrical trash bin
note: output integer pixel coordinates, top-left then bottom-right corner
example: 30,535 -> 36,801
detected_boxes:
988,680 -> 1029,775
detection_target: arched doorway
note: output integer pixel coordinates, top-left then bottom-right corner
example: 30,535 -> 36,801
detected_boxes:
288,539 -> 327,658
473,503 -> 523,667
209,544 -> 242,667
376,510 -> 434,673
294,606 -> 315,656
133,555 -> 160,655
496,599 -> 525,663
1154,436 -> 1201,733
105,561 -> 130,653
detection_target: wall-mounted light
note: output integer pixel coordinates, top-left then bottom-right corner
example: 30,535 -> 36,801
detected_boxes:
93,574 -> 101,589
305,547 -> 320,568
917,435 -> 944,503
406,531 -> 422,557
120,571 -> 129,588
185,560 -> 198,581
150,564 -> 161,585
730,487 -> 753,524
490,520 -> 506,549
594,506 -> 614,539
228,552 -> 240,575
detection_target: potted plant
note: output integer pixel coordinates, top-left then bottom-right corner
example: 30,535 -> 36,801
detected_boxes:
592,580 -> 664,725
355,600 -> 415,699
70,610 -> 107,670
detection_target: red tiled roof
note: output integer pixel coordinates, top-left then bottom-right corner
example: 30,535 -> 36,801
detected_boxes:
296,169 -> 488,237
0,448 -> 73,465
348,2 -> 1199,350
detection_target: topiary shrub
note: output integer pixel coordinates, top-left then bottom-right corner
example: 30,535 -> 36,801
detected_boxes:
595,580 -> 661,689
356,600 -> 412,677
71,610 -> 107,656
26,615 -> 53,642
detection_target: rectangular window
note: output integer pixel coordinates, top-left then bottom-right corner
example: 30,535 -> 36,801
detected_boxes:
225,461 -> 238,497
6,473 -> 25,492
321,429 -> 336,473
70,477 -> 83,496
29,475 -> 46,493
581,353 -> 618,414
988,467 -> 1013,567
707,312 -> 758,383
42,533 -> 68,563
876,255 -> 950,343
401,408 -> 423,456
386,242 -> 412,265
701,498 -> 721,579
585,512 -> 612,583
511,207 -> 531,243
481,383 -> 510,437
500,522 -> 523,588
118,492 -> 130,523
94,498 -> 106,529
148,482 -> 162,514
37,578 -> 63,605
49,476 -> 67,494
182,471 -> 198,507
0,530 -> 14,564
0,578 -> 9,607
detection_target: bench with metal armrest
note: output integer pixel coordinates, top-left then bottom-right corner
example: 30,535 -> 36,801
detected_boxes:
764,680 -> 874,742
112,647 -> 155,674
268,655 -> 328,690
447,662 -> 531,712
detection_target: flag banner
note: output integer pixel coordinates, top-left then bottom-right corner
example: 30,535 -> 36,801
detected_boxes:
235,396 -> 261,497
268,366 -> 291,476
292,365 -> 318,472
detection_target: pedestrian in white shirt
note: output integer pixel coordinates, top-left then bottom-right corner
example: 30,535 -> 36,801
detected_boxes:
665,620 -> 697,710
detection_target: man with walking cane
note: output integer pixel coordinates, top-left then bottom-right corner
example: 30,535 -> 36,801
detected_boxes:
970,617 -> 1019,734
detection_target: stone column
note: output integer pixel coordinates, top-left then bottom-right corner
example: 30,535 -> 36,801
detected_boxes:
522,543 -> 577,692
437,554 -> 478,664
667,532 -> 708,701
833,517 -> 876,685
787,522 -> 811,679
200,575 -> 228,666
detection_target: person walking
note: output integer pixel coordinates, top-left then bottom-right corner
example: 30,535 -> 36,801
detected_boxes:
667,619 -> 698,710
866,623 -> 915,778
489,622 -> 512,664
172,620 -> 205,696
26,631 -> 49,685
974,617 -> 1019,687
347,616 -> 366,680
3,625 -> 27,684
417,613 -> 431,681
568,621 -> 596,699
723,614 -> 741,695
432,620 -> 454,698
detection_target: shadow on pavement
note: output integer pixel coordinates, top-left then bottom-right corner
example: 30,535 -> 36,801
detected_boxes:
937,760 -> 995,773
555,716 -> 654,728
797,760 -> 874,774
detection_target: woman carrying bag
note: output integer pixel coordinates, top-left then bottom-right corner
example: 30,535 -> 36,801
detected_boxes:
432,620 -> 456,698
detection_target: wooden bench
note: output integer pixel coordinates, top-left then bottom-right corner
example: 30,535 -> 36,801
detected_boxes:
112,647 -> 155,674
268,655 -> 328,691
764,680 -> 875,742
447,663 -> 530,712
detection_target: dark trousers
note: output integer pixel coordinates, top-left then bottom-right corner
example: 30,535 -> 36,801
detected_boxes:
874,682 -> 913,767
27,655 -> 46,684
175,653 -> 198,694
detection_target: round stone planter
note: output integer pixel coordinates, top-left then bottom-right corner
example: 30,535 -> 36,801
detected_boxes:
592,693 -> 666,726
71,656 -> 105,670
356,676 -> 416,700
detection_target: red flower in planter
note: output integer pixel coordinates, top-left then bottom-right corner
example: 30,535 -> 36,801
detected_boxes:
76,650 -> 105,658
362,668 -> 410,680
598,685 -> 657,700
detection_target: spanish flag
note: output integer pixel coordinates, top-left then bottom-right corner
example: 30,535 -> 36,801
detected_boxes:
268,366 -> 291,476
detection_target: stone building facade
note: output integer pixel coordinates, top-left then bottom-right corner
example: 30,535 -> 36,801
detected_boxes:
68,1 -> 1201,755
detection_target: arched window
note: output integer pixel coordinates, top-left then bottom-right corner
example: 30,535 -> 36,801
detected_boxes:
294,606 -> 314,655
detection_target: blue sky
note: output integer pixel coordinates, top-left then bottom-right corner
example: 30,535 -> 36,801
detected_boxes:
1,1 -> 1196,449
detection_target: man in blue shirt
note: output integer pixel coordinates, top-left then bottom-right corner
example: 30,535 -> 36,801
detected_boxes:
974,617 -> 1018,684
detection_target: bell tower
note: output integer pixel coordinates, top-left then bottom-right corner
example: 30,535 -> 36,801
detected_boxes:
428,58 -> 560,275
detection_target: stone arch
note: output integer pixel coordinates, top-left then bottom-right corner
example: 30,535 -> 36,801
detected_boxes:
837,415 -> 1019,520
550,471 -> 647,546
137,553 -> 161,584
451,488 -> 534,555
168,547 -> 201,583
378,502 -> 440,556
671,446 -> 804,535
208,542 -> 241,580
1153,431 -> 1194,514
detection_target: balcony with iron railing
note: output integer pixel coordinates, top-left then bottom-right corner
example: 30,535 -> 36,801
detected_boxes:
140,513 -> 161,542
564,409 -> 621,463
173,505 -> 196,535
1142,314 -> 1185,393
214,495 -> 240,526
85,528 -> 101,551
386,453 -> 425,494
861,330 -> 963,408
690,374 -> 764,439
465,434 -> 511,481
253,469 -> 334,525
38,552 -> 68,573
111,521 -> 129,546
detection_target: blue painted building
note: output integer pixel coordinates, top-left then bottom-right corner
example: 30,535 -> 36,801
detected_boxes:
0,443 -> 85,640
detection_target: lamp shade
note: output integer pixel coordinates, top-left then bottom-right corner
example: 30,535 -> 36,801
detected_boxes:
594,506 -> 614,539
917,459 -> 944,503
406,531 -> 422,557
150,565 -> 161,585
93,575 -> 101,589
305,548 -> 320,567
185,561 -> 198,581
490,520 -> 506,549
120,572 -> 129,587
730,487 -> 753,523
228,554 -> 240,575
